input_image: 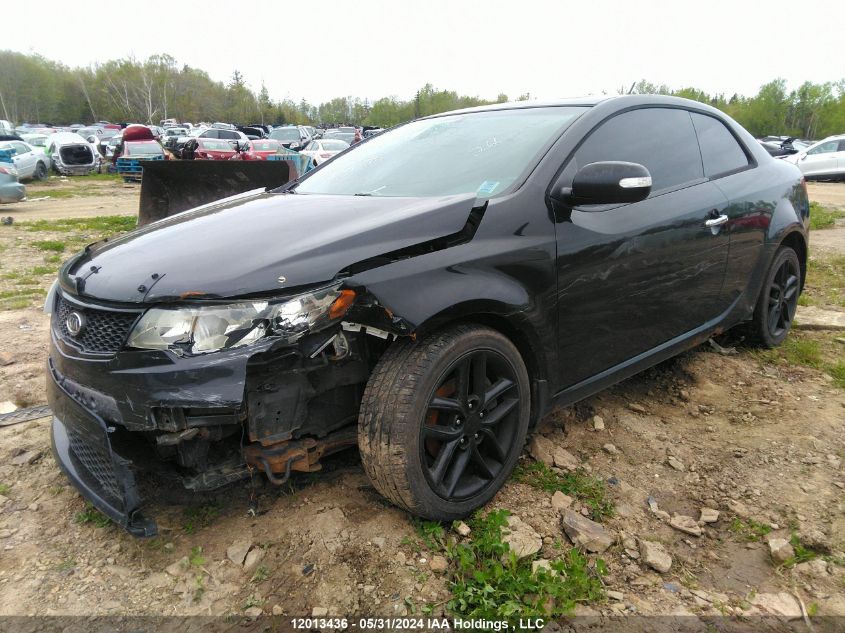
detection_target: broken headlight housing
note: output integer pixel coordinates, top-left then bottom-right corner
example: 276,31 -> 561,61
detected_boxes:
126,285 -> 355,355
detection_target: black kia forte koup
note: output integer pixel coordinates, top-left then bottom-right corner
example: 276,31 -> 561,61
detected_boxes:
46,96 -> 810,535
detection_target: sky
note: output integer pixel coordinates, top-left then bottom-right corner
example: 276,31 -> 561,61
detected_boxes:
5,0 -> 843,105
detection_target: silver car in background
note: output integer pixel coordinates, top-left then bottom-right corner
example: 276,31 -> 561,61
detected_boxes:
46,133 -> 99,176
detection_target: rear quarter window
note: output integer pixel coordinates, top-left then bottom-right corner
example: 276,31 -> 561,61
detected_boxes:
690,113 -> 750,177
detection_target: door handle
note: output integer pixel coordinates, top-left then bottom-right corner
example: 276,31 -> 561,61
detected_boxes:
705,214 -> 729,228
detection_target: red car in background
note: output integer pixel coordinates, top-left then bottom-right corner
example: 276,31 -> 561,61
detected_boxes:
241,139 -> 284,161
189,138 -> 238,160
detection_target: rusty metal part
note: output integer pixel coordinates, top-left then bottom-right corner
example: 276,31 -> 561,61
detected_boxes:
243,425 -> 358,483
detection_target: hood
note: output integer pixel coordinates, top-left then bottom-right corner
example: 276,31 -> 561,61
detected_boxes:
64,191 -> 479,304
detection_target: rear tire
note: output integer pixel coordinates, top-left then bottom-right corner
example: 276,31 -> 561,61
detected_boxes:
34,162 -> 47,180
750,246 -> 801,348
358,324 -> 530,521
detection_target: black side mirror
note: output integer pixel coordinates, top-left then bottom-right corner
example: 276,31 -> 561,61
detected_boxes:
554,161 -> 652,206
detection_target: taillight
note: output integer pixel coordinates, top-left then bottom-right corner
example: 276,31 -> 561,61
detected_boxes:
0,167 -> 10,175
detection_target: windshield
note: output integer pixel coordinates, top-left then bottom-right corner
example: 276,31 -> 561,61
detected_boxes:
323,132 -> 355,143
199,140 -> 234,151
126,142 -> 163,156
270,128 -> 300,141
296,107 -> 587,198
252,141 -> 281,151
321,140 -> 349,151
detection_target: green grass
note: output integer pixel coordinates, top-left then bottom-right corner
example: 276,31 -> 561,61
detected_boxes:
74,503 -> 111,528
182,503 -> 220,534
16,216 -> 137,234
412,518 -> 446,550
33,240 -> 66,252
0,287 -> 47,310
729,517 -> 772,542
188,546 -> 207,567
251,565 -> 271,583
443,509 -> 605,621
802,255 -> 845,308
829,361 -> 845,388
0,484 -> 10,496
512,462 -> 614,521
809,203 -> 845,231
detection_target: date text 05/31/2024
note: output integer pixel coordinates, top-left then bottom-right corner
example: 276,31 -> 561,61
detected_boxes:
290,617 -> 546,630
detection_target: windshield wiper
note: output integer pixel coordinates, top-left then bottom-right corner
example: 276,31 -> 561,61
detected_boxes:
353,192 -> 372,196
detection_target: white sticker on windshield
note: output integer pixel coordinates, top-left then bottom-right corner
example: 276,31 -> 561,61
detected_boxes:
477,180 -> 500,195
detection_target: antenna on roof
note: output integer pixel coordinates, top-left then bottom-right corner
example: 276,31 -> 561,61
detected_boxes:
628,82 -> 636,95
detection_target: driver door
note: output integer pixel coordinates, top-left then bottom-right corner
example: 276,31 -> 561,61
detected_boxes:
555,107 -> 731,388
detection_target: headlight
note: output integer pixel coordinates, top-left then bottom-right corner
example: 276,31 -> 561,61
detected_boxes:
126,285 -> 355,355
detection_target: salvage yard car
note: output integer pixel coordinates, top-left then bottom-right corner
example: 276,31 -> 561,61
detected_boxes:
782,134 -> 845,180
46,95 -> 810,535
45,132 -> 99,175
0,140 -> 50,180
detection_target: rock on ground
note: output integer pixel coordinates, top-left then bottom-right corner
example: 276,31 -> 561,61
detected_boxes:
551,491 -> 573,511
750,592 -> 803,619
767,538 -> 795,564
639,540 -> 672,573
226,540 -> 252,567
502,515 -> 542,559
528,435 -> 556,466
561,509 -> 614,553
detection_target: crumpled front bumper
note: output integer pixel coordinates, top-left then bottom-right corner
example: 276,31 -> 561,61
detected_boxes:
47,359 -> 157,536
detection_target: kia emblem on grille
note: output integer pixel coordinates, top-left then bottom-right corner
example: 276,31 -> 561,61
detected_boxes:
66,311 -> 86,337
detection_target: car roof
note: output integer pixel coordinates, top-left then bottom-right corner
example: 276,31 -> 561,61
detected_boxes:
421,94 -> 730,119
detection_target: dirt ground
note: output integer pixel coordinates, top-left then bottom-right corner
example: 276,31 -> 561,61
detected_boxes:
0,182 -> 843,627
0,174 -> 139,221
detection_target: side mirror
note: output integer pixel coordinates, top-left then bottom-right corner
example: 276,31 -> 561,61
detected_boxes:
554,161 -> 652,206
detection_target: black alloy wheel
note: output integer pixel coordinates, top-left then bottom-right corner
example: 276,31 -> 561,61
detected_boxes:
34,162 -> 48,180
766,255 -> 800,339
751,246 -> 801,348
421,349 -> 521,501
358,324 -> 530,521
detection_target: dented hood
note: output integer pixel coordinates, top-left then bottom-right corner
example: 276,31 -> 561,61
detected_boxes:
64,191 -> 479,303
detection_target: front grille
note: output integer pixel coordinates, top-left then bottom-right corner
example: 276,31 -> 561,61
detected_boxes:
66,427 -> 123,502
55,296 -> 140,354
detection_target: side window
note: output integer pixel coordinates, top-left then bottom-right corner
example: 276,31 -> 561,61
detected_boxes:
13,142 -> 28,155
690,113 -> 749,177
204,130 -> 219,139
808,141 -> 838,155
838,140 -> 845,152
572,108 -> 704,194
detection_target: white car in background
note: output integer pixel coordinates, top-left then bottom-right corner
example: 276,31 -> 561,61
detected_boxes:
783,135 -> 845,180
300,138 -> 350,167
0,140 -> 50,180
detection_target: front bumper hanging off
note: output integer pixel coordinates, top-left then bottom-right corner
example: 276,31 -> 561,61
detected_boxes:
47,363 -> 157,537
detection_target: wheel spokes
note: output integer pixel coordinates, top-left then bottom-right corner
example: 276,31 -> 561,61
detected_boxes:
481,397 -> 518,428
429,438 -> 460,487
484,377 -> 515,405
443,449 -> 472,497
422,424 -> 463,442
471,354 -> 488,406
768,303 -> 782,333
470,444 -> 495,480
783,274 -> 799,301
429,396 -> 463,413
454,357 -> 471,405
478,427 -> 506,462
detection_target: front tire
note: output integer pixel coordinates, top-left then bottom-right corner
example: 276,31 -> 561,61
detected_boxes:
750,246 -> 801,348
358,324 -> 530,521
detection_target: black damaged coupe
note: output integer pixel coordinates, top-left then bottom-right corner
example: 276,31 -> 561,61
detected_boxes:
46,95 -> 809,535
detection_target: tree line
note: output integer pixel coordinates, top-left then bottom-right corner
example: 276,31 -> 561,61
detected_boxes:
1,50 -> 844,138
